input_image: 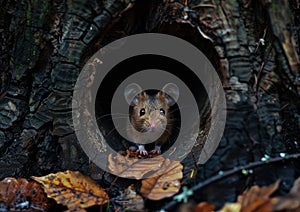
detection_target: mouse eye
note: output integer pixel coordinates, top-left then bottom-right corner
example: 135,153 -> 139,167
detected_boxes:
139,108 -> 146,116
160,108 -> 165,115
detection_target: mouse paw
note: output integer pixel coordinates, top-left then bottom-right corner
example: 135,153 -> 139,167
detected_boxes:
150,145 -> 161,154
136,145 -> 148,155
129,146 -> 137,151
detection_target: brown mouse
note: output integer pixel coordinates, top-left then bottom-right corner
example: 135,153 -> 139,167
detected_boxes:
124,83 -> 179,155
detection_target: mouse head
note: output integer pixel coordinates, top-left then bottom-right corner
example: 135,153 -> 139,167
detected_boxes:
124,83 -> 179,107
124,83 -> 179,132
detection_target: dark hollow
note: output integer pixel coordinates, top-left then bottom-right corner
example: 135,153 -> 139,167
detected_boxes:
95,54 -> 210,153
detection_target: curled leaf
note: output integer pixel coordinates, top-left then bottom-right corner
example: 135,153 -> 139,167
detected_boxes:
219,180 -> 280,212
271,177 -> 300,211
289,177 -> 300,195
237,180 -> 279,212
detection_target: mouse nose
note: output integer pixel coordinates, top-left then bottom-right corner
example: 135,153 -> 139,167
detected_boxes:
150,123 -> 156,129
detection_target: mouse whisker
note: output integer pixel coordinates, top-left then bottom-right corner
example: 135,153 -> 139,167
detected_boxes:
104,127 -> 118,138
96,114 -> 129,121
99,113 -> 128,118
103,124 -> 128,137
168,104 -> 196,114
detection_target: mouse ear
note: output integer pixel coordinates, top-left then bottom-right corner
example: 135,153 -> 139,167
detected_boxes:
162,83 -> 179,106
124,83 -> 142,106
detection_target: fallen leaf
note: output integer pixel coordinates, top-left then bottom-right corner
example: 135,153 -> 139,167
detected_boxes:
0,177 -> 49,211
289,177 -> 300,195
108,153 -> 178,179
238,180 -> 280,205
140,160 -> 183,200
203,178 -> 300,212
241,199 -> 272,212
237,180 -> 280,212
113,184 -> 144,211
219,180 -> 280,212
271,177 -> 300,211
271,197 -> 300,211
220,203 -> 242,212
32,170 -> 109,211
194,202 -> 216,212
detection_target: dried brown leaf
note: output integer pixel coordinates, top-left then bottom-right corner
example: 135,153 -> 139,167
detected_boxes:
194,202 -> 216,212
271,177 -> 300,211
140,160 -> 183,200
219,180 -> 280,212
108,153 -> 176,179
217,178 -> 300,212
220,200 -> 272,212
242,199 -> 272,212
289,178 -> 300,195
32,170 -> 109,211
271,197 -> 300,211
0,177 -> 49,211
237,180 -> 280,212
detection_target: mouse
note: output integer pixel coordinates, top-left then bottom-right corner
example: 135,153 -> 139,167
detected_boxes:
124,83 -> 179,155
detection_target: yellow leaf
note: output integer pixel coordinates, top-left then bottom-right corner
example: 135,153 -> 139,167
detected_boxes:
32,170 -> 109,211
220,203 -> 241,212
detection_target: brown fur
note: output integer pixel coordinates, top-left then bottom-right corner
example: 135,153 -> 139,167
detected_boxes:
127,91 -> 174,146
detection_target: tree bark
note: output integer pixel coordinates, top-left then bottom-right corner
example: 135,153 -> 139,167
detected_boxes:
0,0 -> 299,209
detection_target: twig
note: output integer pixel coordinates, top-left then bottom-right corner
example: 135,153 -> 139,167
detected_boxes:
161,152 -> 300,211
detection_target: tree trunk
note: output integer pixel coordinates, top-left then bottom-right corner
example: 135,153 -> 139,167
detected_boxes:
0,0 -> 299,209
